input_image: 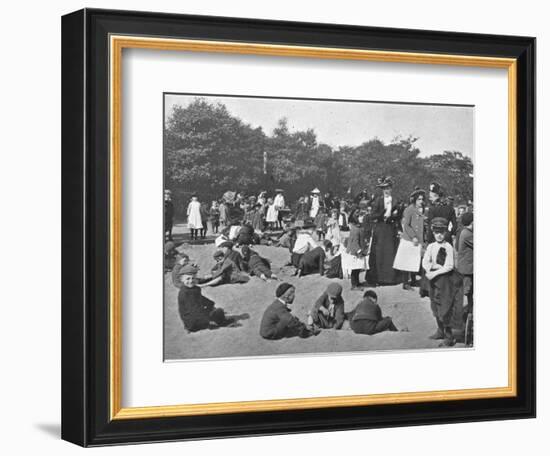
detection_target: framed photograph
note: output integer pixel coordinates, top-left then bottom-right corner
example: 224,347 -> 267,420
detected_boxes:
61,8 -> 536,446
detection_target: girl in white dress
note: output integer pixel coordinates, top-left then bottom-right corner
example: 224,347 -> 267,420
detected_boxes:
186,195 -> 203,240
265,197 -> 278,231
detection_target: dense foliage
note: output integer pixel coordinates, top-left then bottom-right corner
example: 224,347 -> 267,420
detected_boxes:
165,98 -> 473,217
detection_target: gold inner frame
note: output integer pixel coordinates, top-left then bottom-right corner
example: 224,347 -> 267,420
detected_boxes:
109,35 -> 517,420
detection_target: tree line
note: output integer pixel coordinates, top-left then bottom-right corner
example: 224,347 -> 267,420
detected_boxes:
165,98 -> 473,218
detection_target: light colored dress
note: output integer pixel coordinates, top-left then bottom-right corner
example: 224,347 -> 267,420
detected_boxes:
266,203 -> 278,223
309,196 -> 320,218
186,201 -> 203,229
325,217 -> 341,246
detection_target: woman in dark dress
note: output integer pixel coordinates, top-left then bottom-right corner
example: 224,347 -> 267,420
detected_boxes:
369,177 -> 400,285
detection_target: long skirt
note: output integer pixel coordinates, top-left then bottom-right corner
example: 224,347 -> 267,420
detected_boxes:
371,223 -> 398,284
393,239 -> 421,272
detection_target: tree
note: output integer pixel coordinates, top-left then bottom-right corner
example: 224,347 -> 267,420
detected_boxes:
165,98 -> 266,212
423,151 -> 474,203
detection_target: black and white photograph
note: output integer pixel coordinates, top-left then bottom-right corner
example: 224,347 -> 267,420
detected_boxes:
163,93 -> 474,360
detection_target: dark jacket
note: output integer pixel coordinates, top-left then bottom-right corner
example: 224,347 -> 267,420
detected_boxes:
178,286 -> 215,331
350,297 -> 382,322
456,226 -> 473,275
259,300 -> 306,340
298,246 -> 326,276
164,200 -> 174,222
312,292 -> 345,329
346,224 -> 366,256
427,200 -> 457,242
371,195 -> 400,225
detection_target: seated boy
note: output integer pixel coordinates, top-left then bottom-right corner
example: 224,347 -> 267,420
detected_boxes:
348,290 -> 398,335
199,248 -> 249,287
310,283 -> 345,329
260,283 -> 320,340
177,264 -> 236,332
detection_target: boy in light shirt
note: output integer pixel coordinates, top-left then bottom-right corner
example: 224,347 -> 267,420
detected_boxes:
422,217 -> 463,347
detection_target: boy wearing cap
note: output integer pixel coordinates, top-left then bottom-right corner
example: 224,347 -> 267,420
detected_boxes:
177,264 -> 236,332
310,283 -> 345,329
259,283 -> 320,340
348,290 -> 399,335
422,217 -> 463,346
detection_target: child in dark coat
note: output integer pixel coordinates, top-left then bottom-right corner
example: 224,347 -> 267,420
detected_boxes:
348,290 -> 398,335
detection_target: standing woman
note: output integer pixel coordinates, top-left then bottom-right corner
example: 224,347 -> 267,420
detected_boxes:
186,194 -> 203,241
370,177 -> 400,285
393,188 -> 426,290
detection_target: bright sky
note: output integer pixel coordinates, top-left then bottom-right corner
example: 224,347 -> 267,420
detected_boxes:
164,94 -> 474,159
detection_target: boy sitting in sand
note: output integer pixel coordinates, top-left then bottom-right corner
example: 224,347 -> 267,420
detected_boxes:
177,264 -> 237,332
348,290 -> 399,335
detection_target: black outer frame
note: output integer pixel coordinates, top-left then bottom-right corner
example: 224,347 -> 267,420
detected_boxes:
61,8 -> 536,447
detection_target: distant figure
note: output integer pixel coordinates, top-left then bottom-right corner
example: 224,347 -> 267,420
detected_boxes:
164,189 -> 174,241
314,206 -> 328,241
309,188 -> 321,218
273,189 -> 286,229
259,283 -> 319,340
218,200 -> 229,229
310,283 -> 345,329
348,290 -> 399,335
265,197 -> 278,231
186,194 -> 203,241
177,264 -> 236,332
208,200 -> 220,234
325,208 -> 341,246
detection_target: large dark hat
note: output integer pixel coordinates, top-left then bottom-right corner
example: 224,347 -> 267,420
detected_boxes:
218,241 -> 234,249
376,176 -> 393,188
429,182 -> 444,196
276,282 -> 295,298
431,217 -> 448,230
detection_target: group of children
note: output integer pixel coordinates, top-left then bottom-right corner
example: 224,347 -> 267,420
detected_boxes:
169,181 -> 474,348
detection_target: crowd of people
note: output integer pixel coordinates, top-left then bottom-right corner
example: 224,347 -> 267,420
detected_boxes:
165,176 -> 474,348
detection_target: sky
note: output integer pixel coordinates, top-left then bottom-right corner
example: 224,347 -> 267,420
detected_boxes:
164,94 -> 474,159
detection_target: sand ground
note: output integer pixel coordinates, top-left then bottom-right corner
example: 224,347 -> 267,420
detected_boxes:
164,241 -> 466,360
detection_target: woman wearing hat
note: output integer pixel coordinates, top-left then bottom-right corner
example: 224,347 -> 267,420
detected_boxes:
309,188 -> 322,218
393,187 -> 427,290
369,177 -> 400,285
